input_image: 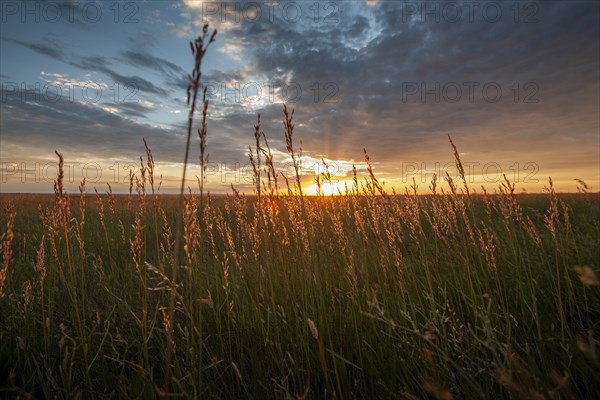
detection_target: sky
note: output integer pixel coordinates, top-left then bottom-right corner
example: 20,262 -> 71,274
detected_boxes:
1,0 -> 599,194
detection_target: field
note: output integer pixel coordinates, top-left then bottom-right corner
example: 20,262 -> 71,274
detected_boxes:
0,161 -> 599,398
1,27 -> 599,400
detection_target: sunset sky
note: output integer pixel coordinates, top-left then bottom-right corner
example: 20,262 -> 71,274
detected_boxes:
1,0 -> 599,194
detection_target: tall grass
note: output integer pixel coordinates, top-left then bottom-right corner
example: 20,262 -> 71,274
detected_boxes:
0,29 -> 599,399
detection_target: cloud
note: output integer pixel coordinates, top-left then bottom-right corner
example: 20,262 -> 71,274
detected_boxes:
151,0 -> 600,190
3,35 -> 171,97
0,85 -> 181,162
117,102 -> 156,118
71,56 -> 169,96
120,50 -> 187,77
2,1 -> 598,192
2,35 -> 65,61
0,81 -> 264,173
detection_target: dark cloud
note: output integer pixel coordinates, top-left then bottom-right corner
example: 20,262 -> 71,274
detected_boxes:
199,0 -> 599,165
2,35 -> 65,61
0,85 -> 182,162
116,102 -> 155,118
120,50 -> 187,77
72,55 -> 111,70
72,56 -> 169,96
0,85 -> 256,168
2,36 -> 170,97
107,72 -> 168,96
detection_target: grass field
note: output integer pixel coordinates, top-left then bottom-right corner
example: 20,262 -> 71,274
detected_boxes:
0,160 -> 599,398
1,29 -> 599,399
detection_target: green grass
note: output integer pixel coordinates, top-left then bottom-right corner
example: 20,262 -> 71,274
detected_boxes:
0,184 -> 599,399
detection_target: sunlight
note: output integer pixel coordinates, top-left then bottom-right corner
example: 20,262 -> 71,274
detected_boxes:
305,179 -> 355,196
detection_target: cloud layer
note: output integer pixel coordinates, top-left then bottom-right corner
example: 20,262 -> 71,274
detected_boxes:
1,1 -> 598,193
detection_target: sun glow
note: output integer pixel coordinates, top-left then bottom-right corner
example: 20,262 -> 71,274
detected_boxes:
305,180 -> 356,196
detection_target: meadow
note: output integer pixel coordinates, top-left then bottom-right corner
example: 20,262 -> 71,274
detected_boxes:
1,148 -> 599,399
1,28 -> 599,399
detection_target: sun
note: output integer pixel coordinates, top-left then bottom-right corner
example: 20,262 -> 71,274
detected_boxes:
305,180 -> 355,196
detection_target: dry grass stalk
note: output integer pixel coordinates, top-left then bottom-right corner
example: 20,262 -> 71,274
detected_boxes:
364,148 -> 386,197
523,216 -> 542,246
94,188 -> 106,234
127,169 -> 135,209
106,183 -> 116,214
307,318 -> 319,340
34,235 -> 46,299
448,134 -> 469,196
477,226 -> 497,271
0,202 -> 16,300
283,105 -> 305,202
250,113 -> 263,202
574,266 -> 599,287
159,207 -> 174,265
130,210 -> 145,275
429,173 -> 438,195
261,131 -> 279,197
183,196 -> 200,297
165,24 -> 216,396
198,86 -> 209,205
53,151 -> 74,274
574,178 -> 590,193
143,138 -> 156,196
75,179 -> 86,257
544,177 -> 559,240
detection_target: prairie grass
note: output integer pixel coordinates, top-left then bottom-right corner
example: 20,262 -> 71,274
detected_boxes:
0,29 -> 599,399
